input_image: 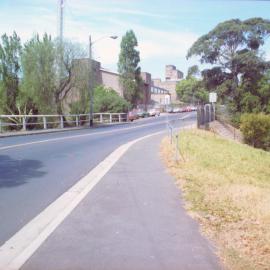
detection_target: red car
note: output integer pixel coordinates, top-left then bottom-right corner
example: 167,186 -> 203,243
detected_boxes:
128,110 -> 139,121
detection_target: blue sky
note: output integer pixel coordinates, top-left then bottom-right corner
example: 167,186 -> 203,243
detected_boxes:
0,0 -> 270,78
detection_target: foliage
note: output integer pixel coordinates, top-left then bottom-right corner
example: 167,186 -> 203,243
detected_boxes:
176,66 -> 208,104
187,65 -> 200,79
240,113 -> 270,149
55,39 -> 87,114
118,30 -> 142,107
0,31 -> 22,114
20,35 -> 87,115
93,85 -> 130,113
187,17 -> 270,113
21,34 -> 56,114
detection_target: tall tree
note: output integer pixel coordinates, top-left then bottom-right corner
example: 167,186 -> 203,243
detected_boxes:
55,40 -> 87,114
21,34 -> 56,114
187,18 -> 270,98
0,32 -> 22,114
21,35 -> 87,115
118,30 -> 142,107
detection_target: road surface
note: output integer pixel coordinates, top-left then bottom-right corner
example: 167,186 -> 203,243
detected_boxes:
0,113 -> 195,246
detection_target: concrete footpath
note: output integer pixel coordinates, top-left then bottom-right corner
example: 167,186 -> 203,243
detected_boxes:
21,134 -> 221,270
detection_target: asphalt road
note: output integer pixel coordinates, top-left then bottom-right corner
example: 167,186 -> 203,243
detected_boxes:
21,128 -> 220,270
0,112 -> 196,246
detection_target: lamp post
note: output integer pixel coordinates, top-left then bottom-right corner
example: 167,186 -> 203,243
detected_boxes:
88,35 -> 118,127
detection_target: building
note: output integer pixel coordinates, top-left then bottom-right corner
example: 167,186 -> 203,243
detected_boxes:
62,60 -> 181,113
152,65 -> 183,103
151,86 -> 171,106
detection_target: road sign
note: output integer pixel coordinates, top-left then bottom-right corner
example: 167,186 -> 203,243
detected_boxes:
209,92 -> 217,103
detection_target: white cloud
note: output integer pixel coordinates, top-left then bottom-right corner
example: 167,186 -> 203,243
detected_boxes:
65,0 -> 168,18
0,0 -> 199,77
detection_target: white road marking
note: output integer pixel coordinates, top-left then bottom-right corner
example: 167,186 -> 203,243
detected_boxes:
0,130 -> 166,270
0,114 -> 191,151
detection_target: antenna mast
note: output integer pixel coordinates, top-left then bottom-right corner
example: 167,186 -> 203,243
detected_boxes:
58,0 -> 64,43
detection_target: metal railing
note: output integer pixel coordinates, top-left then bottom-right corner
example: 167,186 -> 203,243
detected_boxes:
0,113 -> 128,133
166,116 -> 189,162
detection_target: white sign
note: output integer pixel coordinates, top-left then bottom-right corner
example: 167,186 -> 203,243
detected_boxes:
209,92 -> 217,103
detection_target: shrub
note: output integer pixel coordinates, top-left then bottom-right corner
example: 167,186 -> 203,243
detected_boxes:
93,85 -> 130,113
240,113 -> 270,150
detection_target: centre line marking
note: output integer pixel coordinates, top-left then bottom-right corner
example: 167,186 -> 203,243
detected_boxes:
0,114 -> 191,151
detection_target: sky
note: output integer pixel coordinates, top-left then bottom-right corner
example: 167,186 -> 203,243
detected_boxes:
0,0 -> 270,79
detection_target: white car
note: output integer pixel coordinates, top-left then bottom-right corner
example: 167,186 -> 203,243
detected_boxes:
148,109 -> 160,116
173,107 -> 181,113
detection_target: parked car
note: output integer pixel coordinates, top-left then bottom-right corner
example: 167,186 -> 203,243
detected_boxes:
182,106 -> 192,112
190,106 -> 197,111
137,110 -> 150,118
148,108 -> 161,116
128,110 -> 139,121
165,107 -> 173,113
173,107 -> 181,113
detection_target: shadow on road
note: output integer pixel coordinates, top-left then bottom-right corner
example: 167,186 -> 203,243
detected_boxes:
0,155 -> 46,188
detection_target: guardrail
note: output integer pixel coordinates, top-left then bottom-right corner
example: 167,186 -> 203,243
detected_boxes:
0,113 -> 128,133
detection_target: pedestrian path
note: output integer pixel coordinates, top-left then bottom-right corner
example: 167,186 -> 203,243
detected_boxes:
210,120 -> 242,143
21,134 -> 221,270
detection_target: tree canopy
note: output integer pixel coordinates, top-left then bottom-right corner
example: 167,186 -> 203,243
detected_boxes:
176,66 -> 208,104
118,30 -> 142,107
187,17 -> 270,113
0,32 -> 22,114
21,34 -> 56,114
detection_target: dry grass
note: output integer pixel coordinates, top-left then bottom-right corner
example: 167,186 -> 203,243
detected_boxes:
160,129 -> 270,270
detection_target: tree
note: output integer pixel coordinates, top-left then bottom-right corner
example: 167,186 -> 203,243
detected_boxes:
187,65 -> 200,79
176,77 -> 208,104
0,32 -> 22,114
118,30 -> 142,107
187,18 -> 270,99
21,35 -> 87,115
21,34 -> 56,114
177,65 -> 208,104
55,40 -> 87,114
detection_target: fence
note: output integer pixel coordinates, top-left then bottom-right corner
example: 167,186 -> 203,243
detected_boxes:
166,116 -> 189,162
0,113 -> 128,133
215,104 -> 242,141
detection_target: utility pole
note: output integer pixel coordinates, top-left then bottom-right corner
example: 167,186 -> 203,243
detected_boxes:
89,35 -> 94,127
88,35 -> 117,127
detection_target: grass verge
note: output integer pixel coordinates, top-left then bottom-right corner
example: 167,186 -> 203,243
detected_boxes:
161,129 -> 270,270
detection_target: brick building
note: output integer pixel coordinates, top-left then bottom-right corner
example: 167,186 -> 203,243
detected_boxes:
62,60 -> 182,113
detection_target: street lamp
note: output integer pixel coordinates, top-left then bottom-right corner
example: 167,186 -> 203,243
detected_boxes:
89,35 -> 118,127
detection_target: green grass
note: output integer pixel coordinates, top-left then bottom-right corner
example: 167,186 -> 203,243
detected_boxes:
161,129 -> 270,270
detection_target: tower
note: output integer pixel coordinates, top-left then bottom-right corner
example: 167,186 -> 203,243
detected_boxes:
58,0 -> 64,43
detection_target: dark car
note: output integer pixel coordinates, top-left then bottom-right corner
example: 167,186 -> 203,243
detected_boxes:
137,110 -> 150,118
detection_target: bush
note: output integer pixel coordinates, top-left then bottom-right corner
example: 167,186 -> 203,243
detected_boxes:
240,113 -> 270,150
93,85 -> 130,113
231,112 -> 241,128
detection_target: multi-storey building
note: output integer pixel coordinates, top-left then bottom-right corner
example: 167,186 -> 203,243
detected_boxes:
152,65 -> 183,103
62,60 -> 182,113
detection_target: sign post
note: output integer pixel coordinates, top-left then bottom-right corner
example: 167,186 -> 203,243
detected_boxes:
209,92 -> 217,121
